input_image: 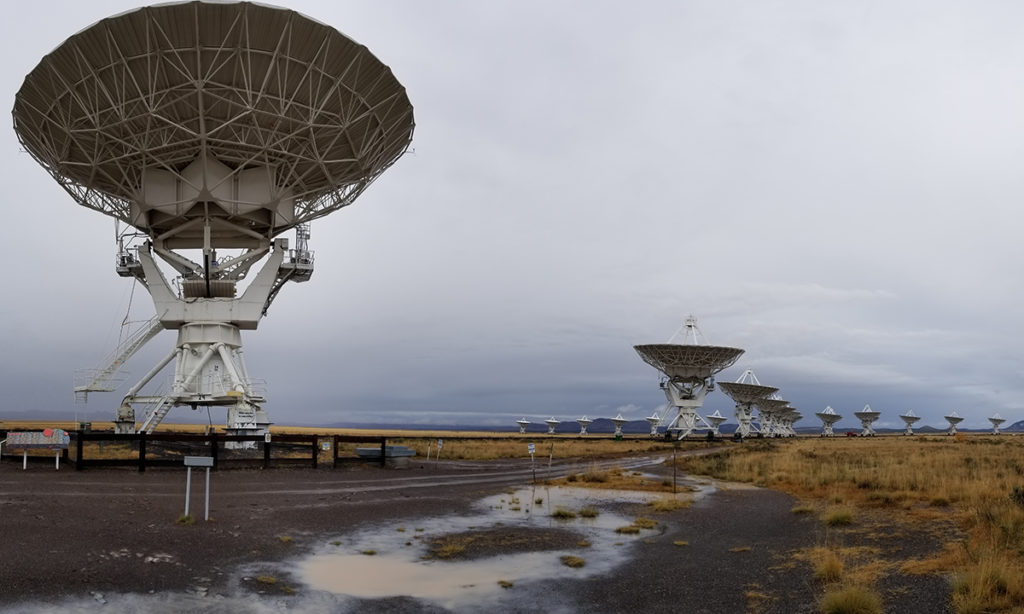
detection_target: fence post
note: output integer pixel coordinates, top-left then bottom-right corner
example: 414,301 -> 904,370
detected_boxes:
379,437 -> 386,467
311,435 -> 318,469
332,435 -> 338,469
210,433 -> 218,467
263,437 -> 271,469
138,432 -> 147,473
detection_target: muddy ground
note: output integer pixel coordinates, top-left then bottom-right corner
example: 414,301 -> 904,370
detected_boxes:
0,453 -> 954,613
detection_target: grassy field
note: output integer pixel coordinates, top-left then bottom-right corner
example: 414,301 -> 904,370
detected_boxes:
675,435 -> 1024,614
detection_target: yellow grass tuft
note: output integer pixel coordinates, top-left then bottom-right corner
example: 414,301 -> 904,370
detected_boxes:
648,497 -> 691,512
819,585 -> 882,614
809,548 -> 844,583
822,507 -> 854,527
560,555 -> 585,568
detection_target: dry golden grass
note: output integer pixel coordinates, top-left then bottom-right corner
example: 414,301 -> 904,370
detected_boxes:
819,584 -> 882,614
551,465 -> 683,493
390,436 -> 703,461
677,435 -> 1024,613
647,496 -> 692,512
805,547 -> 844,583
560,555 -> 585,568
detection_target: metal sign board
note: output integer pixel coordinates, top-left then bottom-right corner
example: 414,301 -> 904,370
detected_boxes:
7,430 -> 70,449
184,456 -> 214,467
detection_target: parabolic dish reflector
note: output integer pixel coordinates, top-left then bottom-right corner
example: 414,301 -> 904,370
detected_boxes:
13,1 -> 415,245
633,344 -> 743,381
718,381 -> 778,405
757,398 -> 789,413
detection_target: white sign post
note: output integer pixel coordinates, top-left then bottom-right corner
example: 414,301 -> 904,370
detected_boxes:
528,443 -> 536,483
184,456 -> 214,521
436,439 -> 443,462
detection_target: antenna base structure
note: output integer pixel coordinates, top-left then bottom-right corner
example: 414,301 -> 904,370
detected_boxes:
14,2 -> 415,436
108,237 -> 298,437
634,317 -> 743,440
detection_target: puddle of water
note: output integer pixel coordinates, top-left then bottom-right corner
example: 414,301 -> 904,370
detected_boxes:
295,485 -> 678,609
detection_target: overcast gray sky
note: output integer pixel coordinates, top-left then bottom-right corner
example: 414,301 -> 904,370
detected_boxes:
2,0 -> 1022,431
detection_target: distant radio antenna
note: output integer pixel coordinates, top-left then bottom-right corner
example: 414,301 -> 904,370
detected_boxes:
989,413 -> 1005,435
815,406 -> 842,437
853,405 -> 881,437
899,410 -> 920,436
719,369 -> 777,439
944,411 -> 964,436
610,414 -> 628,437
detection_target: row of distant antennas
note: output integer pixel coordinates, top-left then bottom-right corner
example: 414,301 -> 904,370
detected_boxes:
515,409 -> 734,438
816,406 -> 1007,436
716,369 -> 802,438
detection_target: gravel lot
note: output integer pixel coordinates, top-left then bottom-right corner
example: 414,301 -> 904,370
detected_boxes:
0,453 -> 953,613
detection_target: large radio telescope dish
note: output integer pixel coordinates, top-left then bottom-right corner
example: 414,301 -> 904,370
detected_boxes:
14,1 -> 414,436
718,381 -> 778,405
633,316 -> 744,439
633,344 -> 744,382
13,1 -> 415,246
757,398 -> 789,412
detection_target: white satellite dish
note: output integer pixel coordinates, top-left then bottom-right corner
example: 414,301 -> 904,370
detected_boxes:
704,410 -> 728,437
645,413 -> 662,438
899,410 -> 920,436
634,316 -> 743,439
610,414 -> 629,437
544,418 -> 561,434
14,2 -> 414,437
853,405 -> 881,437
815,406 -> 842,437
989,413 -> 1006,435
516,418 -> 531,434
756,397 -> 790,438
944,411 -> 964,436
576,416 -> 593,436
718,369 -> 777,439
774,406 -> 800,437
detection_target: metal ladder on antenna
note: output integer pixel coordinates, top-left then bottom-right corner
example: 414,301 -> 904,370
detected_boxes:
138,394 -> 176,434
74,315 -> 164,400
